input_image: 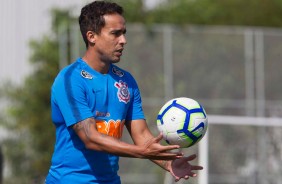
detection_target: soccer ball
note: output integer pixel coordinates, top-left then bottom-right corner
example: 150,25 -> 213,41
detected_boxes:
156,97 -> 208,148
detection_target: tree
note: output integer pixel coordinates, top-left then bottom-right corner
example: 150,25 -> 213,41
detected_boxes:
0,9 -> 72,184
146,0 -> 282,27
1,38 -> 59,184
0,147 -> 3,184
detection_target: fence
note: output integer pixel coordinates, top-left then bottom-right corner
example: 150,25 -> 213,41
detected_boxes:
60,24 -> 282,184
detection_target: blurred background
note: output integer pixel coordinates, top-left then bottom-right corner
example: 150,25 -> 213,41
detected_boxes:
0,0 -> 282,184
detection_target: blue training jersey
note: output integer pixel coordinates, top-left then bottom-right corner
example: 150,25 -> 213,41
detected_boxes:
46,58 -> 145,184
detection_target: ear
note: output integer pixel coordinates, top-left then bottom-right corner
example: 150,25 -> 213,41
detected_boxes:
86,31 -> 97,45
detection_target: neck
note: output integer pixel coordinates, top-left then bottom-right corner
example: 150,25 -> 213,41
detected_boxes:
82,51 -> 110,74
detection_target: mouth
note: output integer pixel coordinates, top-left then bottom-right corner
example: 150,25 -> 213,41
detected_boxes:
115,49 -> 123,56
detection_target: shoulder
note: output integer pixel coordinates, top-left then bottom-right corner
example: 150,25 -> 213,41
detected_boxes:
52,59 -> 86,88
110,65 -> 139,89
60,60 -> 84,78
111,64 -> 135,80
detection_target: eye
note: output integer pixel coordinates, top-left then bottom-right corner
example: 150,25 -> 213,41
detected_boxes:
111,29 -> 126,37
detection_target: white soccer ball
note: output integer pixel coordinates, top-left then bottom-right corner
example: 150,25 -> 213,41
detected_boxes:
157,97 -> 208,148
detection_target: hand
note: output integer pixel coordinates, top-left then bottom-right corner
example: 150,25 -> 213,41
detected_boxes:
169,154 -> 203,182
141,133 -> 184,160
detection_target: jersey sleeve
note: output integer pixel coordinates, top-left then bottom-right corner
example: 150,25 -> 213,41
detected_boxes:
125,76 -> 145,121
51,67 -> 94,127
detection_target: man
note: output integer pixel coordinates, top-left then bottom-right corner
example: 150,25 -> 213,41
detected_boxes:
46,1 -> 203,183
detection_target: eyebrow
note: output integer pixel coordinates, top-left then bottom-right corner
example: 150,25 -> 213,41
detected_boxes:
112,29 -> 126,33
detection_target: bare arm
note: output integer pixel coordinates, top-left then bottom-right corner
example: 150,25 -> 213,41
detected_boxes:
125,119 -> 174,170
72,117 -> 182,160
126,119 -> 203,182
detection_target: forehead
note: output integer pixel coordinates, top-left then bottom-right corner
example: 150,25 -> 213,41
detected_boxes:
103,13 -> 126,31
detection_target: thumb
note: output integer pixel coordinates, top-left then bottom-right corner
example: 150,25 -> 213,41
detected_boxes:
184,154 -> 197,161
155,133 -> 164,143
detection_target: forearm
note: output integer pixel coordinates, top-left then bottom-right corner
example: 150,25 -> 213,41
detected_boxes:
73,118 -> 145,158
86,131 -> 145,158
73,118 -> 183,160
90,132 -> 182,161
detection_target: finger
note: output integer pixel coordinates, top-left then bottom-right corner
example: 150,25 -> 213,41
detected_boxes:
183,154 -> 197,161
154,133 -> 163,143
188,171 -> 197,177
184,175 -> 190,179
153,151 -> 184,160
191,165 -> 204,170
159,144 -> 181,152
150,152 -> 183,160
154,134 -> 181,150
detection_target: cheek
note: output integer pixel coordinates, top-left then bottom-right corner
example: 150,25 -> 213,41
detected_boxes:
96,41 -> 109,51
98,39 -> 115,49
95,36 -> 117,53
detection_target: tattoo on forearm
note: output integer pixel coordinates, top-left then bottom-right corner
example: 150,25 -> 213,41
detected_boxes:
84,119 -> 94,138
73,118 -> 95,139
73,122 -> 84,132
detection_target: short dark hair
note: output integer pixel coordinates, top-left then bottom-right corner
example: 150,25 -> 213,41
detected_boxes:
79,1 -> 123,47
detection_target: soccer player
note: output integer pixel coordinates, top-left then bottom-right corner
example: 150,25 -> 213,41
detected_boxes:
46,1 -> 203,183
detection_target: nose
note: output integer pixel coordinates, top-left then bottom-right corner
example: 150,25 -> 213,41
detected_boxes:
120,34 -> 127,45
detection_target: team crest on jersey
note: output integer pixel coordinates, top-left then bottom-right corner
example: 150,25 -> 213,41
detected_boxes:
112,67 -> 124,77
81,70 -> 93,79
115,80 -> 130,104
